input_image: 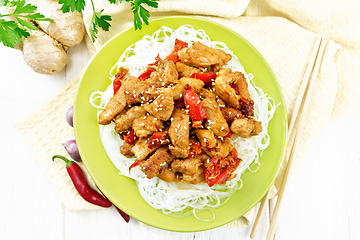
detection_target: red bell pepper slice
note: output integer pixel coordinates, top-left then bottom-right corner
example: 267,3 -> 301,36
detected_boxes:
204,158 -> 221,187
225,131 -> 233,138
113,79 -> 121,95
148,54 -> 162,66
138,67 -> 156,80
113,67 -> 128,95
148,132 -> 169,149
122,130 -> 136,144
204,151 -> 242,187
165,38 -> 188,63
193,72 -> 217,85
184,85 -> 208,123
189,141 -> 204,158
129,159 -> 141,173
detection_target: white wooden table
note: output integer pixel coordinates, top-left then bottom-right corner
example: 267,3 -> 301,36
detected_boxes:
1,41 -> 359,240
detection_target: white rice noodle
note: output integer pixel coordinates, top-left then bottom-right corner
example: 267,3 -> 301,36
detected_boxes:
89,25 -> 278,219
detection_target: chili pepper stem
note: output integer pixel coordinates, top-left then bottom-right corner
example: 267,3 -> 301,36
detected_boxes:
52,155 -> 73,168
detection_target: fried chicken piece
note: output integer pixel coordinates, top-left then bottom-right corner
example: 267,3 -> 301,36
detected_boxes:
98,83 -> 127,125
175,61 -> 200,78
157,166 -> 181,182
202,97 -> 229,137
197,153 -> 211,164
161,77 -> 204,100
132,115 -> 163,138
233,70 -> 251,100
150,60 -> 179,87
114,106 -> 146,133
230,118 -> 262,138
195,129 -> 217,149
198,88 -> 217,100
169,108 -> 190,158
214,68 -> 243,109
131,137 -> 158,160
178,47 -> 223,68
221,107 -> 244,124
140,146 -> 174,179
182,167 -> 204,184
203,137 -> 233,159
170,158 -> 202,175
123,76 -> 158,105
119,141 -> 135,157
143,94 -> 174,121
192,41 -> 232,64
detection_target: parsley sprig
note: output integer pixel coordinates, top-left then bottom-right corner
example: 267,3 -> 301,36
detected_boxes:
59,0 -> 159,42
0,0 -> 159,48
0,0 -> 52,48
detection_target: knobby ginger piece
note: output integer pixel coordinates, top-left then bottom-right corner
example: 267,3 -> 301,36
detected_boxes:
29,0 -> 85,47
22,30 -> 68,75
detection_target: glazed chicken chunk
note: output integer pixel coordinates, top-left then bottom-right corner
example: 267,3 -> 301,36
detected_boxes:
161,77 -> 204,100
143,94 -> 174,121
150,60 -> 179,87
230,118 -> 262,138
175,61 -> 200,78
202,97 -> 229,137
132,115 -> 163,138
140,146 -> 174,179
131,137 -> 159,160
169,108 -> 190,158
170,158 -> 202,175
114,106 -> 146,133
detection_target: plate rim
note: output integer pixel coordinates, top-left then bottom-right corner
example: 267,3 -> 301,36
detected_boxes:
74,15 -> 288,232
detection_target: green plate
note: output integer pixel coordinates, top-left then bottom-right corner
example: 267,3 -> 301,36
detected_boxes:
74,16 -> 287,232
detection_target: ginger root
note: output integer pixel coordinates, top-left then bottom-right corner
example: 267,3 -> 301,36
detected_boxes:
22,29 -> 68,75
30,0 -> 85,47
7,0 -> 85,75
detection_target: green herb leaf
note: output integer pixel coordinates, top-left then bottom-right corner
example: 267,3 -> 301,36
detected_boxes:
58,0 -> 86,13
129,0 -> 158,30
0,0 -> 53,48
0,19 -> 29,48
89,9 -> 112,42
14,16 -> 38,30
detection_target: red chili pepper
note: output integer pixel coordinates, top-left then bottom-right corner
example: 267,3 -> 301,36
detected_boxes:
184,85 -> 208,123
138,67 -> 156,80
122,130 -> 136,144
114,205 -> 130,223
165,38 -> 188,63
52,155 -> 112,208
193,72 -> 217,85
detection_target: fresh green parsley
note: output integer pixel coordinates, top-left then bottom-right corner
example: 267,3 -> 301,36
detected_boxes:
0,0 -> 159,48
0,0 -> 52,48
59,0 -> 159,41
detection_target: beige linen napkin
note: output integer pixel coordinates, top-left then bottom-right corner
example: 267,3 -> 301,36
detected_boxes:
17,0 -> 360,228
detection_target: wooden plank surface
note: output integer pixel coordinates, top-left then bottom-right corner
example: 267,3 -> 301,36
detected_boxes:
1,41 -> 359,240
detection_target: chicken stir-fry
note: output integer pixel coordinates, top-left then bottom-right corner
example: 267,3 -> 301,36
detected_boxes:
98,39 -> 263,187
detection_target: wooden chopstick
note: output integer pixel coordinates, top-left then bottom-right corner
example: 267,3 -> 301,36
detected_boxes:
265,37 -> 326,240
249,36 -> 325,239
